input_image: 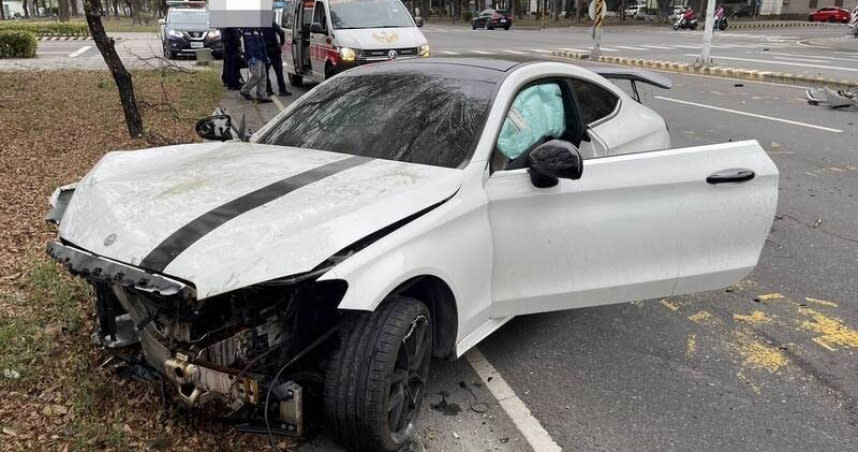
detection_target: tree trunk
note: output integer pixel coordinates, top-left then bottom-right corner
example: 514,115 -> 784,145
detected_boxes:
71,0 -> 79,15
22,0 -> 30,17
84,0 -> 144,138
58,0 -> 69,20
0,0 -> 5,20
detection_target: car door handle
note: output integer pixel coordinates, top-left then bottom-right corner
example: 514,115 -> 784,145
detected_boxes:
706,169 -> 755,184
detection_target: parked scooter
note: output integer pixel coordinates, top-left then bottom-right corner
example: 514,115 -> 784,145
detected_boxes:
674,8 -> 699,30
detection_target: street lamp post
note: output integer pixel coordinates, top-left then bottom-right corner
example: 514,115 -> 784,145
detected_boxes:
700,0 -> 716,65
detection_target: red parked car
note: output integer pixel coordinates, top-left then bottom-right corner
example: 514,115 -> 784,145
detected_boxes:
808,7 -> 851,23
471,9 -> 513,30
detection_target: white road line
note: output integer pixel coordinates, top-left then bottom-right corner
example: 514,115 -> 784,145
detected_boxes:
615,45 -> 646,50
835,51 -> 858,56
504,49 -> 526,55
599,46 -> 619,52
440,50 -> 461,55
766,51 -> 858,62
68,45 -> 92,58
682,54 -> 858,72
38,51 -> 73,55
472,50 -> 494,55
640,44 -> 673,49
773,55 -> 832,64
465,348 -> 562,452
559,47 -> 587,53
672,44 -> 700,49
530,49 -> 552,53
655,96 -> 843,133
271,96 -> 285,112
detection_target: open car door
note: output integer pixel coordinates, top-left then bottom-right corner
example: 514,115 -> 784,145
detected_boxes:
487,140 -> 778,317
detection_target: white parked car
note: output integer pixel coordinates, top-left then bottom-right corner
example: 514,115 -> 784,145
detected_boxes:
46,59 -> 778,451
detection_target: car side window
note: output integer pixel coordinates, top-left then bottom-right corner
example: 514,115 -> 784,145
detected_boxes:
493,82 -> 567,171
569,78 -> 619,124
313,2 -> 327,30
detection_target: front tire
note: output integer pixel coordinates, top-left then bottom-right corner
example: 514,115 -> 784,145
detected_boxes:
323,296 -> 432,452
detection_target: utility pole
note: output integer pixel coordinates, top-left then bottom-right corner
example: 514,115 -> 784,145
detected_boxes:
589,0 -> 604,57
699,0 -> 715,65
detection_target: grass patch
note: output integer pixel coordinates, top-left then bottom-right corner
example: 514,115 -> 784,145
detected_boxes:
0,68 -> 276,451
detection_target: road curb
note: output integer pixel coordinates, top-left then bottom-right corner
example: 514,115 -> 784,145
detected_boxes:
727,21 -> 842,30
552,49 -> 858,88
36,36 -> 92,41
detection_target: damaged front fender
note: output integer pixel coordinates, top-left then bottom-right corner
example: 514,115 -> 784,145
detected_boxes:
45,183 -> 77,225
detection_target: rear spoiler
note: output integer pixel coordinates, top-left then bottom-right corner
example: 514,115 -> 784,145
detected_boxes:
592,68 -> 672,103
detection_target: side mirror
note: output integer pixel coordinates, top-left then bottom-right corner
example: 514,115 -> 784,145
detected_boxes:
158,18 -> 166,25
195,114 -> 234,141
527,140 -> 583,188
414,16 -> 425,27
310,22 -> 325,34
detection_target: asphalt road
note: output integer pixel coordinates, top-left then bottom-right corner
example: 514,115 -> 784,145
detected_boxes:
9,24 -> 857,451
3,22 -> 856,79
221,54 -> 858,450
421,24 -> 858,80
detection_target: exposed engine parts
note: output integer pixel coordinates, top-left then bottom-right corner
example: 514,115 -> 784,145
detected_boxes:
57,240 -> 347,439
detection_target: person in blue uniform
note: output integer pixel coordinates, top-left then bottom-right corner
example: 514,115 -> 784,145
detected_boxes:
263,21 -> 291,96
239,28 -> 272,103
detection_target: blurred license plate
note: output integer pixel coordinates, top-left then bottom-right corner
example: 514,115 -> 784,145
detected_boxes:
500,19 -> 507,22
190,42 -> 204,48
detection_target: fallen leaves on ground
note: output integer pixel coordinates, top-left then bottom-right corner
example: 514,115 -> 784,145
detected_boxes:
0,69 -> 279,451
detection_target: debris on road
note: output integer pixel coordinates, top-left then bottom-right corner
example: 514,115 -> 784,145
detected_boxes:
806,86 -> 858,109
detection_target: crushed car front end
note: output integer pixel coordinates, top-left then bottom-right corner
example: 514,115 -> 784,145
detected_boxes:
46,239 -> 349,435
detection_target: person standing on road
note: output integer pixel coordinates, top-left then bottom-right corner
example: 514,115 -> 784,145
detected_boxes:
221,28 -> 242,90
240,28 -> 272,103
263,21 -> 291,97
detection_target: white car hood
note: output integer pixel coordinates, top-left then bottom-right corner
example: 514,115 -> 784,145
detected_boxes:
59,142 -> 461,299
334,27 -> 427,50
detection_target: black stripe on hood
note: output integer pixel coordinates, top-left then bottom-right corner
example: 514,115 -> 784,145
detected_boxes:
140,155 -> 372,273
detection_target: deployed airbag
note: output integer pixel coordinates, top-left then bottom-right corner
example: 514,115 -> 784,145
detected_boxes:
497,84 -> 565,160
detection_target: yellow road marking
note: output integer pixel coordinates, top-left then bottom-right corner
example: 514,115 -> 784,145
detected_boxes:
731,332 -> 788,373
799,308 -> 858,351
805,297 -> 838,308
756,293 -> 784,302
688,311 -> 713,324
686,334 -> 696,357
733,311 -> 772,324
660,299 -> 680,312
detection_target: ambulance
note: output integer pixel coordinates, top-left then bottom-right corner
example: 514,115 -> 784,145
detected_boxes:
280,0 -> 430,85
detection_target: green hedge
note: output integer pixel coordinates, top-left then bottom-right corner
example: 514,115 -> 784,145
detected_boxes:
462,11 -> 473,21
0,31 -> 38,58
0,22 -> 90,37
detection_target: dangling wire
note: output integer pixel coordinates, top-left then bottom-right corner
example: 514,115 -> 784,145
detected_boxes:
264,325 -> 340,451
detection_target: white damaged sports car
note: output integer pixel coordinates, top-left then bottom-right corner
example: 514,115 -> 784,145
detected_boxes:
46,59 -> 778,451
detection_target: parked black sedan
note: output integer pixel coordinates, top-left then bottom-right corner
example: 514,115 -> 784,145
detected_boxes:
159,5 -> 223,59
471,9 -> 512,30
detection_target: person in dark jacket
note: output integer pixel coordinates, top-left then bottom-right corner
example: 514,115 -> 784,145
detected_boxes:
240,28 -> 272,103
220,28 -> 242,90
263,22 -> 291,96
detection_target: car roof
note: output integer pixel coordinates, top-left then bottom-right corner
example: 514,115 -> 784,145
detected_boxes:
344,58 -> 524,82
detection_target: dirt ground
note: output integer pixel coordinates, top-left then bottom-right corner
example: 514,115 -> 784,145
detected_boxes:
0,70 -> 280,451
